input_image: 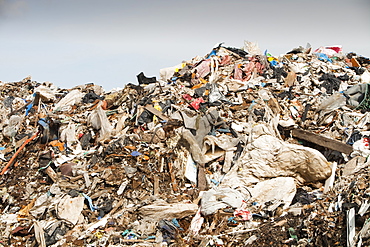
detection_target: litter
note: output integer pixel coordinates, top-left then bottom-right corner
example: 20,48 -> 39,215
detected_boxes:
1,40 -> 370,246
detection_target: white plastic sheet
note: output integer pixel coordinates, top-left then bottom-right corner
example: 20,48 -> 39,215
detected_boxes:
34,85 -> 57,102
87,103 -> 113,141
53,89 -> 84,111
60,123 -> 77,146
201,187 -> 246,216
57,195 -> 84,225
249,177 -> 296,209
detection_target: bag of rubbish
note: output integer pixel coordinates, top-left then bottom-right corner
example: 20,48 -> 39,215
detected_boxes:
221,124 -> 331,186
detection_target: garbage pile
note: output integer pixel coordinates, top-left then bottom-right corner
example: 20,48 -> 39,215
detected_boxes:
1,41 -> 370,246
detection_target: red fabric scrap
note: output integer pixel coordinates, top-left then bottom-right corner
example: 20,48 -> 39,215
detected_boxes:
190,98 -> 205,110
182,94 -> 192,101
234,209 -> 252,221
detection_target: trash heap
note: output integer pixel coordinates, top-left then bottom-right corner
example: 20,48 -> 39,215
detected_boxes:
1,41 -> 370,247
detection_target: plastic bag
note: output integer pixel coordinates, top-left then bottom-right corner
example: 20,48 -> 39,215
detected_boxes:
361,70 -> 370,84
60,123 -> 77,145
209,83 -> 226,103
87,102 -> 112,141
318,92 -> 346,115
344,84 -> 367,108
201,187 -> 246,216
57,195 -> 84,225
352,134 -> 370,157
53,90 -> 84,112
3,115 -> 22,138
34,85 -> 56,102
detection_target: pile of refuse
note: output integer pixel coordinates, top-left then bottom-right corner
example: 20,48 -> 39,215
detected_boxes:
1,41 -> 370,246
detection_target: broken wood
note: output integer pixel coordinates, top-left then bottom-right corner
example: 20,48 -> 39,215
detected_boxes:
45,166 -> 59,183
291,129 -> 353,154
153,175 -> 159,196
144,105 -> 170,122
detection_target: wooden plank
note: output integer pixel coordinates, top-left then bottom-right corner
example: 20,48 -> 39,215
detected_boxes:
144,105 -> 169,121
153,175 -> 159,196
292,129 -> 353,154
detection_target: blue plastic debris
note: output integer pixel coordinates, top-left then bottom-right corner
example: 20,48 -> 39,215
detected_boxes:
122,229 -> 139,239
38,118 -> 49,129
121,229 -> 131,237
207,49 -> 217,59
171,218 -> 184,231
210,179 -> 220,186
25,103 -> 33,116
130,151 -> 142,157
315,53 -> 333,63
82,193 -> 98,211
228,217 -> 238,225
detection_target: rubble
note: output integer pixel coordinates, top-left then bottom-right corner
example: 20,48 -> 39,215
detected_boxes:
1,41 -> 370,246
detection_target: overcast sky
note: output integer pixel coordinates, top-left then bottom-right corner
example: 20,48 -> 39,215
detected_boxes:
1,0 -> 369,90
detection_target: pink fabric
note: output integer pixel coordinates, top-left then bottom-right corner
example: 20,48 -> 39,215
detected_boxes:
234,64 -> 243,80
241,58 -> 265,81
182,94 -> 192,101
220,55 -> 231,65
242,62 -> 255,81
196,60 -> 211,78
190,98 -> 205,110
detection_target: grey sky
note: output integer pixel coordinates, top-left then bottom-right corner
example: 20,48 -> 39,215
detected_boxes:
1,0 -> 369,90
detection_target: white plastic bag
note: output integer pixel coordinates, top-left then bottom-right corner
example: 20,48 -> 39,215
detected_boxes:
34,85 -> 57,102
54,89 -> 84,111
201,187 -> 246,215
57,195 -> 84,225
249,177 -> 296,209
87,102 -> 112,141
60,123 -> 77,145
